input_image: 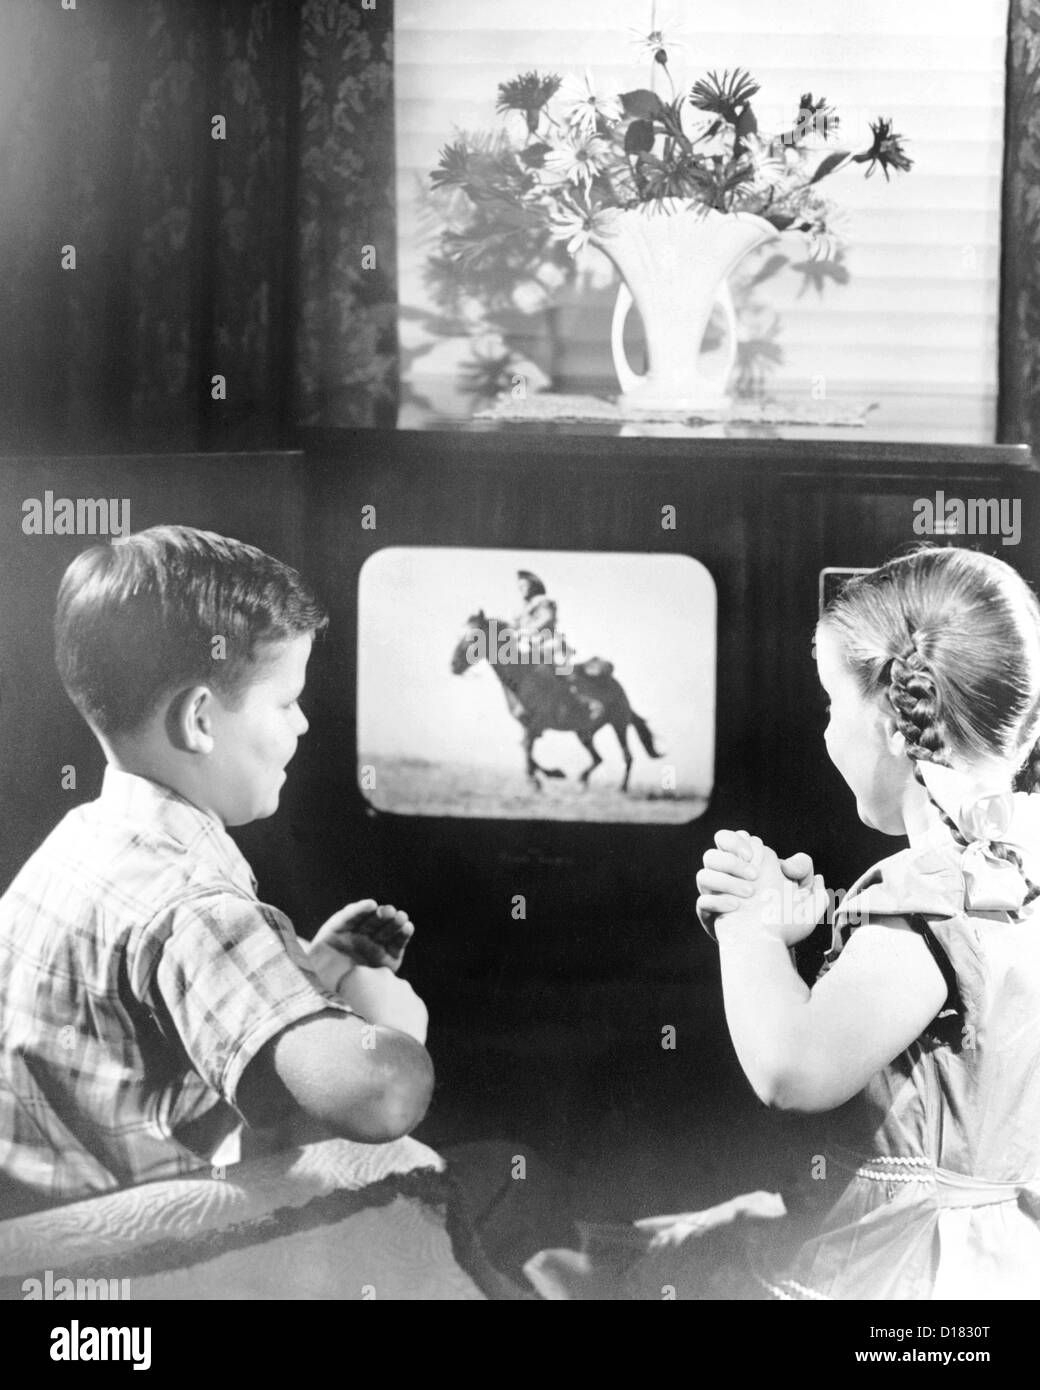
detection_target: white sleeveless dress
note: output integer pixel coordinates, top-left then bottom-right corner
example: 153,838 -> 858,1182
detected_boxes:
528,814 -> 1040,1300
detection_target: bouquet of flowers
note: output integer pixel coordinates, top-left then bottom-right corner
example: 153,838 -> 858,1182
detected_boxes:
431,30 -> 912,267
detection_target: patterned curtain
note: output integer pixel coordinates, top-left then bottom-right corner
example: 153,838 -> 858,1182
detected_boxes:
0,0 -> 397,454
1000,0 -> 1040,449
296,0 -> 398,428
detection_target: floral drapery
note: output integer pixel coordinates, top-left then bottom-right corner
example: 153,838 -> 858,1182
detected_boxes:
1000,0 -> 1040,449
0,0 -> 397,454
296,1 -> 397,428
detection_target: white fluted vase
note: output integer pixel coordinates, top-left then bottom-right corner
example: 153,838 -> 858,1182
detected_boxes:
591,201 -> 777,413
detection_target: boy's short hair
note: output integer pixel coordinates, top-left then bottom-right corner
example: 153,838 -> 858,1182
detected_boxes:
55,526 -> 328,737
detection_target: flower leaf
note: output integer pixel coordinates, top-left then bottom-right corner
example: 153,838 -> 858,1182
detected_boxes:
809,150 -> 850,185
620,88 -> 668,120
735,106 -> 758,140
519,142 -> 551,168
624,119 -> 656,155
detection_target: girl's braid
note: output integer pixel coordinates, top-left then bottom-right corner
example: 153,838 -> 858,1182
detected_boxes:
887,647 -> 947,765
1014,735 -> 1040,795
888,645 -> 1040,909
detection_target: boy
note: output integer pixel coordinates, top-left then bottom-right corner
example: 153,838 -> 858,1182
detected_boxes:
0,526 -> 433,1215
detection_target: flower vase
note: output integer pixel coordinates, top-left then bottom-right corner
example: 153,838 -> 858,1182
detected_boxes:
590,201 -> 777,414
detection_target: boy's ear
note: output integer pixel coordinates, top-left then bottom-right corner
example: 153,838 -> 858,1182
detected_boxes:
167,685 -> 217,755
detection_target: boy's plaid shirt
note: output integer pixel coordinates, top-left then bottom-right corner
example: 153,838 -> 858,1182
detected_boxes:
0,768 -> 353,1210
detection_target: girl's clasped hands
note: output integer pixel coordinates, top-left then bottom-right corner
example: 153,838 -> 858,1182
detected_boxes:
696,829 -> 830,946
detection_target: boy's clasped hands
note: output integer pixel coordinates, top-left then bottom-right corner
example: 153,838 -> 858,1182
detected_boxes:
696,830 -> 829,945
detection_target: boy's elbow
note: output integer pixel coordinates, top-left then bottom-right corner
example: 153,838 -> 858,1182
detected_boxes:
269,1016 -> 435,1145
351,1044 -> 435,1142
321,1035 -> 434,1143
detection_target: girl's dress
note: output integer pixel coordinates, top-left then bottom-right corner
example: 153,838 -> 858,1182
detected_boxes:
526,782 -> 1040,1300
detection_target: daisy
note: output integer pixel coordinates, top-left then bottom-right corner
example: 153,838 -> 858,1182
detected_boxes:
540,133 -> 615,191
739,132 -> 799,202
546,202 -> 598,255
628,19 -> 684,68
689,68 -> 760,125
853,118 -> 913,181
681,106 -> 737,162
557,69 -> 623,138
496,72 -> 562,134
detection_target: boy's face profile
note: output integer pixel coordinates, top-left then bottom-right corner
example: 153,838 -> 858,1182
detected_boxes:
202,634 -> 312,826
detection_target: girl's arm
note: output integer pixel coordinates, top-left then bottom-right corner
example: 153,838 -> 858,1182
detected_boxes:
717,915 -> 947,1111
699,837 -> 948,1112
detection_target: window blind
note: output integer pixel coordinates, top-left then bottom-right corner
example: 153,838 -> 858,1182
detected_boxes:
395,0 -> 1008,439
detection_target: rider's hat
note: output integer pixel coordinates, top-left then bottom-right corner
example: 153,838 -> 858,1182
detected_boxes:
517,570 -> 546,597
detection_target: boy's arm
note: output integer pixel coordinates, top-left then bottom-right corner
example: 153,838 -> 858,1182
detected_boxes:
237,1008 -> 434,1144
237,962 -> 432,1143
147,895 -> 432,1145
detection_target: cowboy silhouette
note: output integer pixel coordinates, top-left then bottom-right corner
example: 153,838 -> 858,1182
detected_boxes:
513,570 -> 615,712
451,574 -> 660,791
514,570 -> 573,670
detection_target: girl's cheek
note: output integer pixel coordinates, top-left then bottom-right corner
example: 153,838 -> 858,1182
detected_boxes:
823,724 -> 838,762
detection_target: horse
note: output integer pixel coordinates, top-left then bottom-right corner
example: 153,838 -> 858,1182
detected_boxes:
450,611 -> 661,791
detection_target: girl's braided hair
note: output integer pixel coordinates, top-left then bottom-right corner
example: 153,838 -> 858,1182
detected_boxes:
821,548 -> 1040,907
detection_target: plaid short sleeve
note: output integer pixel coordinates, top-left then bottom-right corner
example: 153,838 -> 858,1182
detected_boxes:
145,894 -> 352,1108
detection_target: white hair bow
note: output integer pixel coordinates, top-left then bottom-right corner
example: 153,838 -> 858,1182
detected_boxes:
918,763 -> 1040,912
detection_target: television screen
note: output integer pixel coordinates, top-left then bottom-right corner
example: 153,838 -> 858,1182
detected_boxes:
818,566 -> 873,614
357,547 -> 716,822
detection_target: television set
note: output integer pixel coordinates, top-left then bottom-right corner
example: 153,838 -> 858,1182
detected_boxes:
290,430 -> 1039,964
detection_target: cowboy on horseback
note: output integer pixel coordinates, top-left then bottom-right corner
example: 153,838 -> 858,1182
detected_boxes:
514,571 -> 573,672
451,598 -> 661,792
514,570 -> 615,721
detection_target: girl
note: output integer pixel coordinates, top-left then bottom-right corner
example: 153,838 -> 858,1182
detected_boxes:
528,546 -> 1040,1300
